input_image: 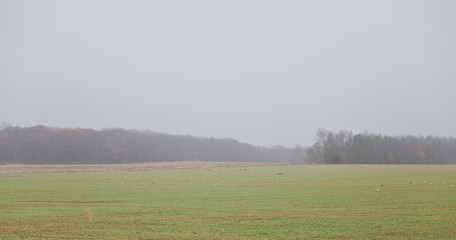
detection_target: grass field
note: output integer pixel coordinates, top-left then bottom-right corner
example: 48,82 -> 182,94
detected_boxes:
0,164 -> 455,239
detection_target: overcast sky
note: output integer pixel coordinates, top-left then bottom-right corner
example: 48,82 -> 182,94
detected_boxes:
1,0 -> 455,147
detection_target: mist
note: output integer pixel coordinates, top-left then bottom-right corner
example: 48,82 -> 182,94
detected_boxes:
1,0 -> 455,147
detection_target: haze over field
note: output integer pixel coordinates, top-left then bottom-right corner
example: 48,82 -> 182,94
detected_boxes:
1,0 -> 456,147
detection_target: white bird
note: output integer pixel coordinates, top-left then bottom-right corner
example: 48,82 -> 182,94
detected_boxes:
376,189 -> 380,192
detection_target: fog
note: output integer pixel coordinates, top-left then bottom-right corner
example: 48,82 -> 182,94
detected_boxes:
1,0 -> 455,147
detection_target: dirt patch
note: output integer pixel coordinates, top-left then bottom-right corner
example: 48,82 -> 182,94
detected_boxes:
15,200 -> 121,204
0,162 -> 271,174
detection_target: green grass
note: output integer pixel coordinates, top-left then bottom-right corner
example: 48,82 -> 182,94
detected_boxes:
0,164 -> 455,239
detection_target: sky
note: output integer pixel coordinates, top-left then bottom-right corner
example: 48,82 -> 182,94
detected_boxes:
1,0 -> 456,147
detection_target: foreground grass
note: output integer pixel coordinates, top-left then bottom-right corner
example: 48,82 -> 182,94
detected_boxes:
0,164 -> 455,239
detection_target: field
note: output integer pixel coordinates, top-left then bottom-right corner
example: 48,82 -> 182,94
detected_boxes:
0,163 -> 455,239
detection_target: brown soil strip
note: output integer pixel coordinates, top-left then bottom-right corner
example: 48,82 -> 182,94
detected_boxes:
4,202 -> 418,218
0,162 -> 273,174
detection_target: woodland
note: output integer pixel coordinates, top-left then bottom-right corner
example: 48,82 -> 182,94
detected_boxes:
0,124 -> 455,164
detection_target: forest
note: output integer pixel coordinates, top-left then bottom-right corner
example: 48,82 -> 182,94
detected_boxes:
0,125 -> 455,164
0,125 -> 305,164
307,129 -> 456,164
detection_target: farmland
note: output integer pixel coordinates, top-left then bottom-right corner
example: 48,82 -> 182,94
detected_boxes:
0,164 -> 455,239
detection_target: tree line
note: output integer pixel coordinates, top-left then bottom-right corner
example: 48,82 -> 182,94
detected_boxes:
1,125 -> 455,164
307,129 -> 456,164
0,125 -> 306,164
